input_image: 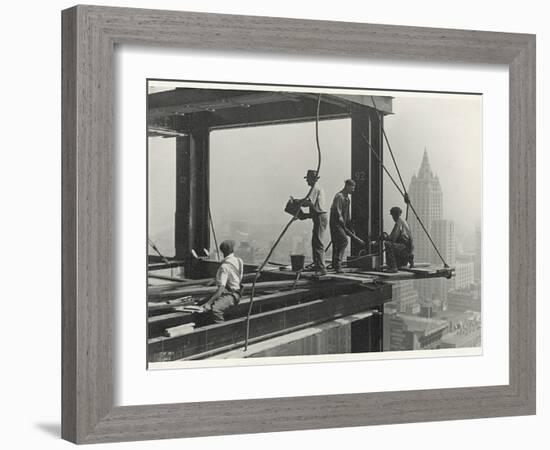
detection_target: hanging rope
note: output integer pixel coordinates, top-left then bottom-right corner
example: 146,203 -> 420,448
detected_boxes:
148,238 -> 175,277
208,203 -> 221,261
370,96 -> 411,220
358,129 -> 449,268
148,238 -> 170,264
243,94 -> 324,351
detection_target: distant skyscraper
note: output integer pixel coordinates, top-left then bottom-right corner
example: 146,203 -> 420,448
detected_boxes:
388,280 -> 420,314
384,313 -> 449,351
416,219 -> 457,304
430,219 -> 456,266
474,224 -> 482,283
408,148 -> 443,263
408,150 -> 456,305
452,261 -> 475,290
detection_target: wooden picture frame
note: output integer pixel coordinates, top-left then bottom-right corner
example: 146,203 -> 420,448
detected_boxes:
62,5 -> 536,444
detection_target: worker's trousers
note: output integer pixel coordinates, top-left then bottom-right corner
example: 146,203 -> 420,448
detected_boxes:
208,291 -> 241,323
385,241 -> 410,269
312,213 -> 328,272
330,219 -> 348,271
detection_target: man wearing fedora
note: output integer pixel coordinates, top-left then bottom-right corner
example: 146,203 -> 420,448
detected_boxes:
299,169 -> 328,276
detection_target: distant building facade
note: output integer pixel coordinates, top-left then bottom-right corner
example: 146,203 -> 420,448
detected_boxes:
447,285 -> 481,312
387,280 -> 420,314
408,149 -> 443,264
474,224 -> 482,283
452,261 -> 475,290
407,151 -> 460,308
384,313 -> 448,351
439,311 -> 481,348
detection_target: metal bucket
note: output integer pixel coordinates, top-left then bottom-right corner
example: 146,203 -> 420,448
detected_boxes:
290,254 -> 305,271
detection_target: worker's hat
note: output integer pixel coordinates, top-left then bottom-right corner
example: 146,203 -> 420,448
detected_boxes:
304,169 -> 320,180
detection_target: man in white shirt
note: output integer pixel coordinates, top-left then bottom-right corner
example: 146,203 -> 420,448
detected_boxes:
201,240 -> 244,323
299,169 -> 328,276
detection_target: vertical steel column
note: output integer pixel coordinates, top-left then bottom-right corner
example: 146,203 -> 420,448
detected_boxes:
174,128 -> 210,275
174,135 -> 194,264
193,128 -> 210,254
350,107 -> 371,255
369,109 -> 383,257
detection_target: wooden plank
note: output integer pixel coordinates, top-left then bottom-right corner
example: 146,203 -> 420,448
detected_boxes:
149,281 -> 368,336
148,296 -> 195,312
148,312 -> 194,337
164,323 -> 196,337
359,270 -> 415,279
226,282 -> 365,317
148,272 -> 260,288
147,279 -> 315,301
147,261 -> 185,271
148,285 -> 392,361
149,289 -> 312,336
323,273 -> 377,283
401,267 -> 453,275
148,273 -> 186,282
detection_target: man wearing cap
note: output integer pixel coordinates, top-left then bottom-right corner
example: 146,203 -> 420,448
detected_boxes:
299,169 -> 328,276
200,240 -> 244,323
383,206 -> 414,272
330,179 -> 364,273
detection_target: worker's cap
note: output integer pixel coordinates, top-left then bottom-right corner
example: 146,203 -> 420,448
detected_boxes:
390,206 -> 402,216
344,179 -> 356,186
219,240 -> 235,254
304,169 -> 320,180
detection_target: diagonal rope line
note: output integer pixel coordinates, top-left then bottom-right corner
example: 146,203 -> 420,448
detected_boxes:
370,96 -> 408,194
359,130 -> 405,198
208,203 -> 221,261
370,96 -> 411,220
243,94 -> 325,351
358,129 -> 449,268
148,238 -> 170,265
148,238 -> 175,278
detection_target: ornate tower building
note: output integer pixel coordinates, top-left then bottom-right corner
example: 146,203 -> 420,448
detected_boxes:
408,149 -> 444,264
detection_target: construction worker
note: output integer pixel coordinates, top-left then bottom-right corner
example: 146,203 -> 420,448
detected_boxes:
298,169 -> 328,276
383,206 -> 414,272
329,179 -> 365,273
200,240 -> 244,323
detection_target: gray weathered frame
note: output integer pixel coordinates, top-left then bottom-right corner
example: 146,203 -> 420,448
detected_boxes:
61,5 -> 536,444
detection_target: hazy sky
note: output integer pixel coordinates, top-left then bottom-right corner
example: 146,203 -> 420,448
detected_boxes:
382,95 -> 482,234
148,91 -> 482,251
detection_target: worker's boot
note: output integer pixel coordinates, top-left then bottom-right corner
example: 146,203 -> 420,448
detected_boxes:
408,254 -> 415,268
315,267 -> 328,277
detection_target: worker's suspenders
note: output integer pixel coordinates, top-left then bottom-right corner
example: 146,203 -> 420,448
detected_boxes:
220,259 -> 244,296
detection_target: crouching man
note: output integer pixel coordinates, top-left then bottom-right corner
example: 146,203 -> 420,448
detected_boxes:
201,240 -> 244,323
383,206 -> 414,272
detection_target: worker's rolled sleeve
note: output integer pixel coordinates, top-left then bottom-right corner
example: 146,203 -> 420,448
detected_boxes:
216,267 -> 228,287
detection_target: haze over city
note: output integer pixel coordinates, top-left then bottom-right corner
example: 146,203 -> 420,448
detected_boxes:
148,93 -> 482,255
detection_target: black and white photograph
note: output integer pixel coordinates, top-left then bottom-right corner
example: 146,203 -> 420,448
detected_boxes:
146,80 -> 482,365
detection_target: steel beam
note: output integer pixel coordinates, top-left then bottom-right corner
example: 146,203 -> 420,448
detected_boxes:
174,128 -> 210,273
369,109 -> 383,254
351,106 -> 371,253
